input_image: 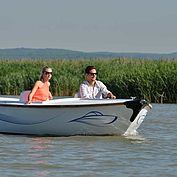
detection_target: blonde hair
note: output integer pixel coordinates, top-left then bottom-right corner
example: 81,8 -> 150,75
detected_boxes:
39,66 -> 52,81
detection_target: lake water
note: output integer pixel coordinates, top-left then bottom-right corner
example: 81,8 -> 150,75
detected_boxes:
0,104 -> 177,177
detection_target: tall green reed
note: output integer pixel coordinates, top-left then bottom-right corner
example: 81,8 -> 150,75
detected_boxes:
0,58 -> 176,103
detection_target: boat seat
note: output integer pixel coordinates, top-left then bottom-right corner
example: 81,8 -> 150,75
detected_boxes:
19,90 -> 31,103
74,92 -> 80,98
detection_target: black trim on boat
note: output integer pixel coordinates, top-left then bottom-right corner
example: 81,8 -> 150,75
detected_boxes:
124,99 -> 149,122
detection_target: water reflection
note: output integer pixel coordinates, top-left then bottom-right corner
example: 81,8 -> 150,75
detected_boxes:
30,137 -> 51,152
28,137 -> 53,177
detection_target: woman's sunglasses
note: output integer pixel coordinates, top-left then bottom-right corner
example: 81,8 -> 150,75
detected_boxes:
45,71 -> 52,75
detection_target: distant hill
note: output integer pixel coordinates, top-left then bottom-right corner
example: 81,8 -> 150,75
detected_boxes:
0,48 -> 177,59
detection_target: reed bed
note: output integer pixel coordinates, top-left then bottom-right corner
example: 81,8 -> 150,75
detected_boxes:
0,58 -> 176,103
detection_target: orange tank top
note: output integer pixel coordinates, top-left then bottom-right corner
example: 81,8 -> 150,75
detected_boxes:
32,82 -> 50,102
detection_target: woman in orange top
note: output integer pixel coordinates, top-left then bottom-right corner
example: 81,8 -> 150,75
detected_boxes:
27,66 -> 53,104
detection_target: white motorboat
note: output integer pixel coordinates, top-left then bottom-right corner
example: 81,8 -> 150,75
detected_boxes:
0,96 -> 152,136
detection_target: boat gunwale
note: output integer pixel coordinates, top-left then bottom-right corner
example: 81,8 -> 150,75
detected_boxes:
0,102 -> 126,108
0,98 -> 151,109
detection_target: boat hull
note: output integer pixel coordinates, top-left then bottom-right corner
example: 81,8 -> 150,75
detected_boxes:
0,98 -> 151,136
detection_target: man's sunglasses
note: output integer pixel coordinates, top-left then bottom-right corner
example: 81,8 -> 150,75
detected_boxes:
88,73 -> 97,76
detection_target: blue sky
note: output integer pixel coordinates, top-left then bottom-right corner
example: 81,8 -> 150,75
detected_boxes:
0,0 -> 177,53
